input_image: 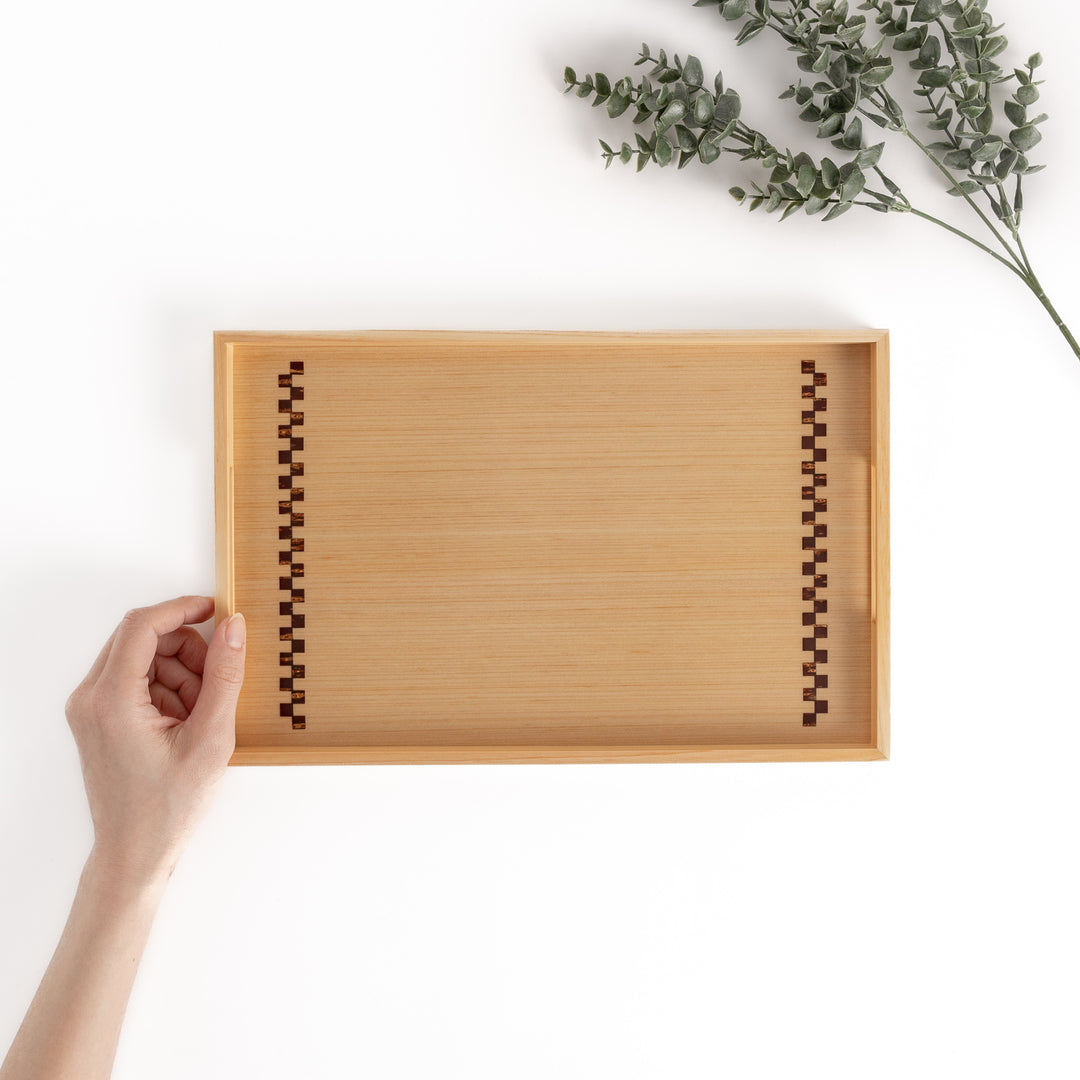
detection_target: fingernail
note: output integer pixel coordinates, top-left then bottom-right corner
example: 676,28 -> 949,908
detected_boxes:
226,613 -> 246,649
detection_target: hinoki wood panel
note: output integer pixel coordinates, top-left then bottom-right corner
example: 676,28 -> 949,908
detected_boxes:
214,331 -> 889,764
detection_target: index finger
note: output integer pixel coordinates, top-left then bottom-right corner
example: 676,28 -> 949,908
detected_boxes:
101,595 -> 216,684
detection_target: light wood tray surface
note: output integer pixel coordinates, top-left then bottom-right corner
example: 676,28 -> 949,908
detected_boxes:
215,331 -> 889,764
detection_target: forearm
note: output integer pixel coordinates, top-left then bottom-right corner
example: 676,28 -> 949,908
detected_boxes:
0,849 -> 170,1080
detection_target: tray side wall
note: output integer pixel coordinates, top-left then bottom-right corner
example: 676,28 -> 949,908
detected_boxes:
214,333 -> 235,632
871,333 -> 891,759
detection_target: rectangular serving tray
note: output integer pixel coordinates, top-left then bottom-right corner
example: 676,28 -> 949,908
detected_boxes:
215,330 -> 889,764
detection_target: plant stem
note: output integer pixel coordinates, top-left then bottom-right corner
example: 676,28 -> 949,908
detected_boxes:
1022,265 -> 1080,361
909,206 -> 1080,361
900,125 -> 1025,265
906,207 -> 1028,280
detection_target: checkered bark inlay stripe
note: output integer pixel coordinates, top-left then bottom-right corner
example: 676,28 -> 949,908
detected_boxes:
800,359 -> 827,728
277,361 -> 306,730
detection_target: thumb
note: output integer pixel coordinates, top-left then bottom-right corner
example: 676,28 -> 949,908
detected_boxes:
186,613 -> 246,754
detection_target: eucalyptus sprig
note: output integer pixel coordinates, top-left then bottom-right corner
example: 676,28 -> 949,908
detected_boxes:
564,0 -> 1079,363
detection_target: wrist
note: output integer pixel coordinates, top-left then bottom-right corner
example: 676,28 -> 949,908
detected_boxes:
84,843 -> 176,904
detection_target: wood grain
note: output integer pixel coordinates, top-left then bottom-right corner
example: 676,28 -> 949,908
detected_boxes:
214,331 -> 889,764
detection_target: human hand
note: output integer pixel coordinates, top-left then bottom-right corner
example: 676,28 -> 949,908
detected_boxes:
64,596 -> 246,888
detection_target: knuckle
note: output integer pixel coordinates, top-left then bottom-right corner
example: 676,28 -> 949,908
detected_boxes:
214,660 -> 246,688
64,687 -> 83,726
65,683 -> 110,731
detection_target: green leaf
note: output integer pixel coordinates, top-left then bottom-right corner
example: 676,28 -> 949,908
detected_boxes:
946,180 -> 980,195
723,0 -> 748,18
818,113 -> 844,139
714,90 -> 742,122
656,99 -> 688,132
820,157 -> 841,190
764,190 -> 783,212
894,26 -> 927,51
837,17 -> 867,45
1028,53 -> 1044,68
927,107 -> 954,130
1016,84 -> 1040,106
822,200 -> 853,221
599,140 -> 613,155
796,163 -> 817,196
594,73 -> 611,98
1010,125 -> 1042,152
698,134 -> 722,164
970,135 -> 1003,161
918,66 -> 952,88
674,124 -> 698,152
694,93 -> 716,125
854,142 -> 885,168
1004,100 -> 1026,127
729,186 -> 747,202
994,147 -> 1018,178
564,66 -> 577,86
980,36 -> 1007,61
841,115 -> 863,149
654,134 -> 673,165
735,17 -> 767,43
608,89 -> 631,118
780,199 -> 803,221
943,148 -> 973,169
683,54 -> 705,88
804,194 -> 828,215
910,0 -> 942,20
619,143 -> 633,164
839,165 -> 866,201
860,61 -> 894,87
911,35 -> 942,70
812,45 -> 832,74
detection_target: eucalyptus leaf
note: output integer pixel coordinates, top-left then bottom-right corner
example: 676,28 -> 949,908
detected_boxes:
1010,125 -> 1042,151
1004,100 -> 1026,127
714,89 -> 742,122
656,99 -> 688,132
698,134 -> 722,164
683,54 -> 705,88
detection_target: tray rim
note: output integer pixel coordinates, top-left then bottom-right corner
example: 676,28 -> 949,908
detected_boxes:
214,329 -> 890,765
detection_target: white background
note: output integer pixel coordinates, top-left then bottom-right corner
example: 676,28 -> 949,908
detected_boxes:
2,1 -> 1078,1076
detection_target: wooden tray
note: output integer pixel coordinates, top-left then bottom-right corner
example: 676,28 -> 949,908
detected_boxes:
215,331 -> 889,764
